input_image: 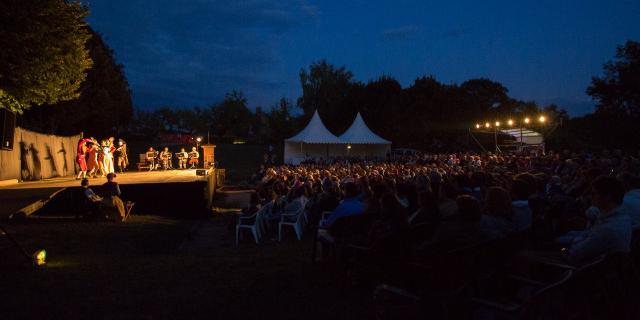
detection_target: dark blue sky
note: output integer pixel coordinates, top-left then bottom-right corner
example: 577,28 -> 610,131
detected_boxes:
86,0 -> 640,116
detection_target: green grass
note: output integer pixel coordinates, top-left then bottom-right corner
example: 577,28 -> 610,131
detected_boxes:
0,215 -> 370,319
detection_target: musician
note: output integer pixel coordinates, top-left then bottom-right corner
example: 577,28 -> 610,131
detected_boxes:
177,148 -> 188,169
146,147 -> 158,171
160,147 -> 173,170
115,139 -> 128,173
188,146 -> 200,169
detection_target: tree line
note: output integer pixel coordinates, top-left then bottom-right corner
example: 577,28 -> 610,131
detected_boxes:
2,1 -> 639,152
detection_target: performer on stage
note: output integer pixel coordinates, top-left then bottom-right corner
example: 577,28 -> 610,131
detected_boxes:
188,146 -> 200,169
102,139 -> 115,174
177,148 -> 188,169
87,138 -> 101,178
76,138 -> 91,179
160,147 -> 172,170
146,147 -> 158,171
115,139 -> 128,173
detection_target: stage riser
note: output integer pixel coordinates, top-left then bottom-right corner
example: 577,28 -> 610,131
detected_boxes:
34,182 -> 209,218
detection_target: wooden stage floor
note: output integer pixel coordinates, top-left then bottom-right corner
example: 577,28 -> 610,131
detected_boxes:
0,170 -> 208,219
0,170 -> 207,190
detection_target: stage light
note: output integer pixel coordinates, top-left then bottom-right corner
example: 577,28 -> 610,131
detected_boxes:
495,121 -> 500,127
475,124 -> 480,129
347,145 -> 352,150
524,117 -> 530,124
32,249 -> 46,266
508,119 -> 514,126
539,116 -> 546,123
196,137 -> 202,143
485,122 -> 490,128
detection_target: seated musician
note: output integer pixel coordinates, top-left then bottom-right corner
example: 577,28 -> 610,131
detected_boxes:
188,146 -> 200,169
177,148 -> 188,169
160,147 -> 172,170
146,147 -> 158,171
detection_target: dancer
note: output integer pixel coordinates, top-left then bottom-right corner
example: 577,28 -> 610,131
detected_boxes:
87,138 -> 101,178
108,137 -> 116,174
115,139 -> 128,173
102,139 -> 115,174
75,138 -> 91,179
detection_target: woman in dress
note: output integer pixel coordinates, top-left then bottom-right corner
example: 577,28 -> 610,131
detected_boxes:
102,139 -> 115,174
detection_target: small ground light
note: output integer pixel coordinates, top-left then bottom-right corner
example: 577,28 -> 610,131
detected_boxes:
485,122 -> 490,128
524,117 -> 530,124
508,119 -> 514,126
476,124 -> 480,129
32,249 -> 46,266
495,121 -> 500,127
347,145 -> 352,149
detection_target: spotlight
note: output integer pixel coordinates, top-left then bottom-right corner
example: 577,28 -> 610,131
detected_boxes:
539,116 -> 546,123
485,122 -> 490,128
196,137 -> 202,143
508,119 -> 514,126
32,249 -> 46,266
524,117 -> 530,124
475,124 -> 480,129
347,145 -> 352,150
495,121 -> 500,127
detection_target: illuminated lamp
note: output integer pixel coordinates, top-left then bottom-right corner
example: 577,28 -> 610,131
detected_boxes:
495,121 -> 500,127
524,117 -> 530,124
539,116 -> 546,123
485,122 -> 490,128
508,119 -> 514,126
32,249 -> 46,266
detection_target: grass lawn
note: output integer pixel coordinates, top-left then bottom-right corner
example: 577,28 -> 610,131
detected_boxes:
0,214 -> 370,319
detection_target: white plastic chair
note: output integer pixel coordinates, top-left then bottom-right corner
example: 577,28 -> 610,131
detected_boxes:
278,207 -> 305,241
236,203 -> 271,246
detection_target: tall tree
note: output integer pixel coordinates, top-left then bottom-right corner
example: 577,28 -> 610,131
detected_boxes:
297,60 -> 359,134
587,40 -> 640,118
19,28 -> 133,136
0,0 -> 92,113
211,91 -> 252,139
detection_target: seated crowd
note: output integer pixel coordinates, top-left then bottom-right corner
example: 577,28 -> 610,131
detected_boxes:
249,149 -> 640,316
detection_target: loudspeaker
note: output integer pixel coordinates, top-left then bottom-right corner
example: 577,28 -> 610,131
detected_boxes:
195,169 -> 208,176
0,108 -> 16,151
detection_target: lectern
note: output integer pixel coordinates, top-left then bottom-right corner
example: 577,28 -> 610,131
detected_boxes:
201,144 -> 216,169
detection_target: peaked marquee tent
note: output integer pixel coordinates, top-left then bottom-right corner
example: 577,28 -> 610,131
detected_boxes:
284,110 -> 345,164
284,111 -> 392,164
339,112 -> 392,158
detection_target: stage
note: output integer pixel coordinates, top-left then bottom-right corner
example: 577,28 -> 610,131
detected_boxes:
0,170 -> 216,219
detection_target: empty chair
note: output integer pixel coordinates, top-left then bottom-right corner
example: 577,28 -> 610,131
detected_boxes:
279,206 -> 305,241
236,203 -> 271,246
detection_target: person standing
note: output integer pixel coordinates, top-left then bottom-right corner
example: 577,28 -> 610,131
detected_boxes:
102,139 -> 115,174
75,138 -> 91,179
115,139 -> 128,173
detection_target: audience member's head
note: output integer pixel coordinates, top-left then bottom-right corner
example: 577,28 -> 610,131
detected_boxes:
343,182 -> 359,199
456,195 -> 481,222
591,175 -> 625,212
511,178 -> 531,201
81,178 -> 89,188
485,186 -> 512,220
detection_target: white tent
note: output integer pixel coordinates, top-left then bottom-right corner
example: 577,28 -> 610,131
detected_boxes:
499,128 -> 544,145
339,112 -> 392,158
284,110 -> 345,164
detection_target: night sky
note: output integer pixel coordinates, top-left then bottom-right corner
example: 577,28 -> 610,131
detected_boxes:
86,0 -> 640,115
